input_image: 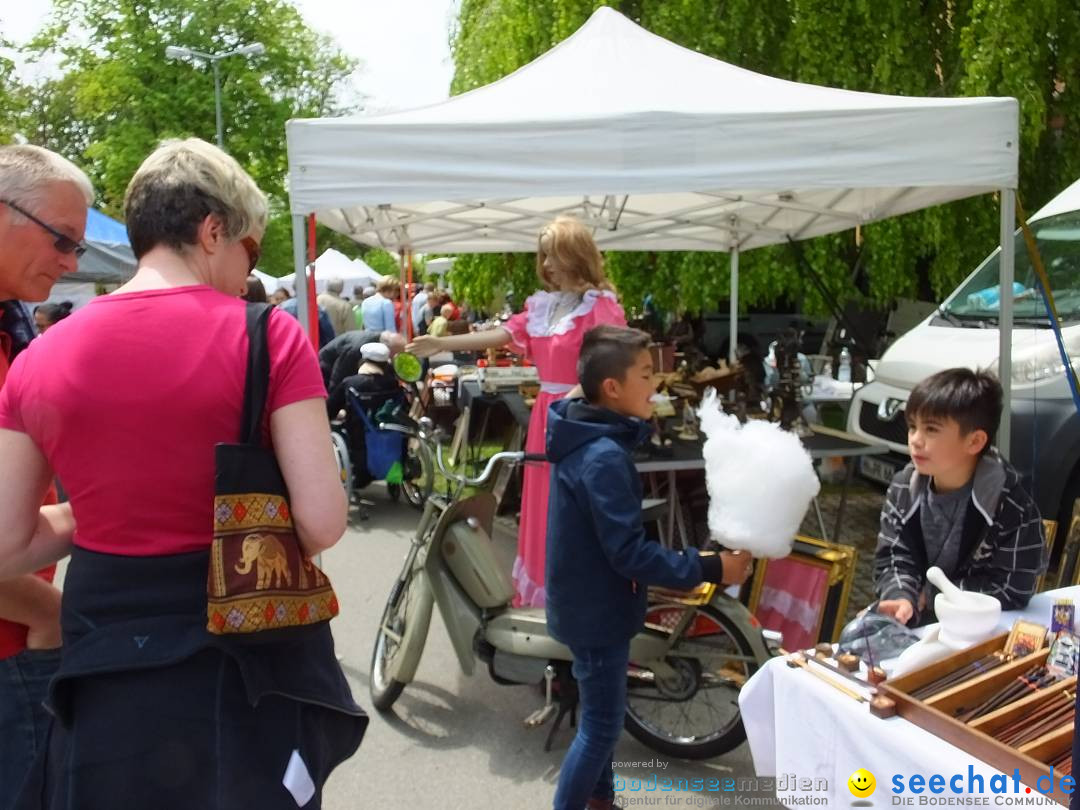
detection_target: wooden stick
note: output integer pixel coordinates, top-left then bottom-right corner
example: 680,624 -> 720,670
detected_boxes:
912,653 -> 1008,699
806,651 -> 876,693
993,695 -> 1070,744
786,653 -> 867,702
958,667 -> 1050,722
996,697 -> 1074,747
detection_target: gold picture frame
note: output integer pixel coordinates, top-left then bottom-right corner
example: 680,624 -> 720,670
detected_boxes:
744,534 -> 858,645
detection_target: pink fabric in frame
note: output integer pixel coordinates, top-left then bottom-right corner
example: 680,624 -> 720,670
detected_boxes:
753,557 -> 830,652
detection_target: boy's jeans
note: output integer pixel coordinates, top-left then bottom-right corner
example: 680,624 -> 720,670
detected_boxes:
0,648 -> 60,809
553,643 -> 629,810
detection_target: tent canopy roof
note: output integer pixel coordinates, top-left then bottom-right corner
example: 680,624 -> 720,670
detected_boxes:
286,6 -> 1018,254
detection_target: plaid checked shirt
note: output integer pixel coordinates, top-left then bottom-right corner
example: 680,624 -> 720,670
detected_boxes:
873,449 -> 1047,622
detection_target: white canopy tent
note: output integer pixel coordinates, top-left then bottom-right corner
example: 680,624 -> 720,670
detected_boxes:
267,248 -> 383,295
285,7 -> 1020,449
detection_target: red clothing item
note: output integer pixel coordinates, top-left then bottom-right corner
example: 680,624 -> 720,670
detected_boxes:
0,286 -> 326,558
0,322 -> 57,660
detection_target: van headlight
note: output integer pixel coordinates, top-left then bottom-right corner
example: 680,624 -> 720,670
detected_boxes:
991,343 -> 1080,385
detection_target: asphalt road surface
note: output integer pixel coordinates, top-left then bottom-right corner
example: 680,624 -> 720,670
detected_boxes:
318,487 -> 783,809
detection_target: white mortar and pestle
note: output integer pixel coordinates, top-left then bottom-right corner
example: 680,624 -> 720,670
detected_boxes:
888,567 -> 1002,677
927,566 -> 1002,647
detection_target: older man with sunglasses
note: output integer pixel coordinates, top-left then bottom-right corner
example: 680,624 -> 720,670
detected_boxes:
0,144 -> 92,807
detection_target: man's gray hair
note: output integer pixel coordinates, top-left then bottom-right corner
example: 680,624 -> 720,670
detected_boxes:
326,277 -> 344,294
0,145 -> 94,216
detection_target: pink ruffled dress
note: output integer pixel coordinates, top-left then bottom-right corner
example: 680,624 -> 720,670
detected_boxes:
503,289 -> 626,607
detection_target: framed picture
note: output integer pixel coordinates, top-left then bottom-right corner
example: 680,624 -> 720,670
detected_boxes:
743,535 -> 858,648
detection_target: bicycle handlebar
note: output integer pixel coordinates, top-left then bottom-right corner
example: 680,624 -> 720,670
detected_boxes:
433,442 -> 546,488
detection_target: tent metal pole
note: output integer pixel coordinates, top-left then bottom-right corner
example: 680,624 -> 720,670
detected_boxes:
998,188 -> 1015,459
291,214 -> 310,337
729,246 -> 739,365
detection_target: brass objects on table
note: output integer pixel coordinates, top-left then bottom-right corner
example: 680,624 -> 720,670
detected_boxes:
836,653 -> 861,673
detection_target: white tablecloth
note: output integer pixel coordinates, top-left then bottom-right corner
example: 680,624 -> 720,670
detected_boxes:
739,587 -> 1079,806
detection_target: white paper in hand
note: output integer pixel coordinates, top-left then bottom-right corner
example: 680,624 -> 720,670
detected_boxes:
283,749 -> 316,807
697,390 -> 820,558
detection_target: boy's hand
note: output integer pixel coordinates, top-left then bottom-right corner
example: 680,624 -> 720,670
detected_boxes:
720,551 -> 753,585
698,550 -> 753,586
877,598 -> 915,625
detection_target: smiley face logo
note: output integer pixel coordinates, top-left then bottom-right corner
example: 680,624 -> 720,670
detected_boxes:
848,769 -> 876,798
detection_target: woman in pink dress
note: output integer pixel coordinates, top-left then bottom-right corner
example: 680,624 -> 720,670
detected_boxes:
409,216 -> 625,606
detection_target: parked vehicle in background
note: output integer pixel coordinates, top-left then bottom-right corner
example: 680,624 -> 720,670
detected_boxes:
848,178 -> 1080,561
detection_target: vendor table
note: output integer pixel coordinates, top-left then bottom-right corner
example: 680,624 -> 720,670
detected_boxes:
739,586 -> 1079,807
634,425 -> 888,549
451,382 -> 888,549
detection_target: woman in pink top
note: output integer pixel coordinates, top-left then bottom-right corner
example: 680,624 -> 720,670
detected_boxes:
0,139 -> 364,809
409,217 -> 626,606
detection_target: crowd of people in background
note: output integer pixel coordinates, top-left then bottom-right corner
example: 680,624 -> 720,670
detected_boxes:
246,273 -> 472,349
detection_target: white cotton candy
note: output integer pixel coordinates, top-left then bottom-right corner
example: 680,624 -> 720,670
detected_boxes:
697,390 -> 820,558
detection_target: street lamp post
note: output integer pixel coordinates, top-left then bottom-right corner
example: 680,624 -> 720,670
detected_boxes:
165,42 -> 265,148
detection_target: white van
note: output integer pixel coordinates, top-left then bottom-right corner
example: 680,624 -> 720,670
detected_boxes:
847,177 -> 1080,533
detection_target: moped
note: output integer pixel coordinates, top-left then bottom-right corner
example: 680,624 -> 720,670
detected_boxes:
370,415 -> 777,758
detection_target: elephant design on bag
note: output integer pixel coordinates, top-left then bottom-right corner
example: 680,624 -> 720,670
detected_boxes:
235,533 -> 292,590
300,557 -> 327,589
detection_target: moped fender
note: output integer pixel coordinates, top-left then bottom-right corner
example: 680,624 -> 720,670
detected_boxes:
708,590 -> 772,665
386,568 -> 435,684
484,609 -> 572,661
427,553 -> 484,675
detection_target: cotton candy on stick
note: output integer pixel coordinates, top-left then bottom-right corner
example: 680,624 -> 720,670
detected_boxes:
697,390 -> 820,559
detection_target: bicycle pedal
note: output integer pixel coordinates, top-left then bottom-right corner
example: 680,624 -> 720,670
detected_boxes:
524,704 -> 557,728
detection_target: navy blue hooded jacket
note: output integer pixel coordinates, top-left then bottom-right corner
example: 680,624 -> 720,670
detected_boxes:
545,399 -> 704,648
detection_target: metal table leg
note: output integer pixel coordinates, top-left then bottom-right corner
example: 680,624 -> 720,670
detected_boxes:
832,457 -> 855,543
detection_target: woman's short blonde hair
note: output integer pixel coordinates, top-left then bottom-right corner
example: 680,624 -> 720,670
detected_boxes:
376,275 -> 400,295
123,138 -> 268,260
536,215 -> 612,291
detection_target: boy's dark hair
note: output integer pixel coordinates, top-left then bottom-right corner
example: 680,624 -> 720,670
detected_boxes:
577,325 -> 651,403
906,368 -> 1002,449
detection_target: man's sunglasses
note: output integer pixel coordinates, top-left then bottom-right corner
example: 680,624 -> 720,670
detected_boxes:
240,235 -> 261,272
2,199 -> 87,258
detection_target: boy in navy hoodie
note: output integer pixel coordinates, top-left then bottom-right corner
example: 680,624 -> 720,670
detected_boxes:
546,325 -> 752,810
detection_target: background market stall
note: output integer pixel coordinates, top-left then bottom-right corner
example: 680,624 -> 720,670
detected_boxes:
284,6 -> 1020,450
31,207 -> 136,310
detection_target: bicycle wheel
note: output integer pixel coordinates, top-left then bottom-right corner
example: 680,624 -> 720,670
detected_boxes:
330,430 -> 352,502
401,436 -> 434,510
624,603 -> 760,759
370,565 -> 423,710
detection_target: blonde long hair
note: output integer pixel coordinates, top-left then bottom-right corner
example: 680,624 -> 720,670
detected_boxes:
536,216 -> 614,292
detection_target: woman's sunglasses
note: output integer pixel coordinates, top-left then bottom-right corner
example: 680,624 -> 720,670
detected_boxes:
240,235 -> 261,272
3,199 -> 87,257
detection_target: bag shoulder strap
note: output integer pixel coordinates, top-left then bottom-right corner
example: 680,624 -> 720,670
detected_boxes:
240,303 -> 274,445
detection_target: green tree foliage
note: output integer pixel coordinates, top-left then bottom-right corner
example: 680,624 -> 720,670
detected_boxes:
14,0 -> 357,275
0,43 -> 22,143
448,0 -> 1080,316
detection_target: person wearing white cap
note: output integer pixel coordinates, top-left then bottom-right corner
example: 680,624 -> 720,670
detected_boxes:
327,341 -> 405,491
325,340 -> 401,420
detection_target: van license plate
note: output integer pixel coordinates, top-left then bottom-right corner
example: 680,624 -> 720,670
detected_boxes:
860,456 -> 898,486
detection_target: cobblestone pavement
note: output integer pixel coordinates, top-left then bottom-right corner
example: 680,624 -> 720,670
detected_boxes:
796,472 -> 886,625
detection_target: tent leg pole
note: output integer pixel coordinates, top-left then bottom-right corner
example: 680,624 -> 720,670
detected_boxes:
998,188 -> 1015,459
291,214 -> 310,338
729,247 -> 739,366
